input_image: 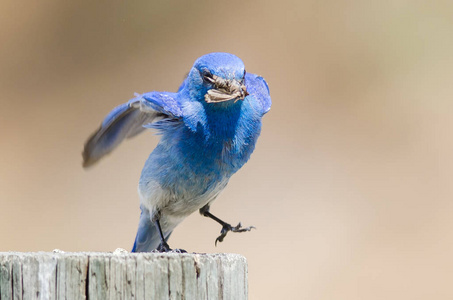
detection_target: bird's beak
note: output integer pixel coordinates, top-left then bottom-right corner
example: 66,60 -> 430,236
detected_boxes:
204,75 -> 249,103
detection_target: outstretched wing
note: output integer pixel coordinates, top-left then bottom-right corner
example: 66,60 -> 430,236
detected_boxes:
245,73 -> 272,115
82,92 -> 182,167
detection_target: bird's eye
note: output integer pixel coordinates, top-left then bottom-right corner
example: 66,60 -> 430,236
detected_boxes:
201,70 -> 214,83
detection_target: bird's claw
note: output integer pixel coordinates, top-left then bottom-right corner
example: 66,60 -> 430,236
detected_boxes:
231,222 -> 256,233
155,242 -> 171,252
215,222 -> 255,246
154,242 -> 187,253
171,248 -> 188,253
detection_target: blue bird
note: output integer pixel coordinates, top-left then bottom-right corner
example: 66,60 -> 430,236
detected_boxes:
83,52 -> 271,252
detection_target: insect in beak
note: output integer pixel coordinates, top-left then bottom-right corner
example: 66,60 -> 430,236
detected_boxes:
204,74 -> 248,103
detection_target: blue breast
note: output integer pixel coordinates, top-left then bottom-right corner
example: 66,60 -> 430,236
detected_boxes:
140,96 -> 263,196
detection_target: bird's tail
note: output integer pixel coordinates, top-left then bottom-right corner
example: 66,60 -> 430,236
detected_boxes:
132,207 -> 172,252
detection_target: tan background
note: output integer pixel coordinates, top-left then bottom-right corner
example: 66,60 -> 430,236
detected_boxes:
1,1 -> 453,299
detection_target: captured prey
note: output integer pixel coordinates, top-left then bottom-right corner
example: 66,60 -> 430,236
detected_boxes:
83,53 -> 271,252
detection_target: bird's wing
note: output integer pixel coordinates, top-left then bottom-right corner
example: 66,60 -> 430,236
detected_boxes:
83,92 -> 182,167
245,73 -> 272,115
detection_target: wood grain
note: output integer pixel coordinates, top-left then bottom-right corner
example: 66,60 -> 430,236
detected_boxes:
0,252 -> 247,300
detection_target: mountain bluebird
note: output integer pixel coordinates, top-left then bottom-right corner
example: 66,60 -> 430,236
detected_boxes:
83,52 -> 271,252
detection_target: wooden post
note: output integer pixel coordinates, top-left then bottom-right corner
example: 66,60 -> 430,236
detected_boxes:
0,252 -> 247,300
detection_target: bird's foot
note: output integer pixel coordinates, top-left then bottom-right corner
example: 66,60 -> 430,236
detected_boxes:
155,242 -> 171,252
215,222 -> 256,246
171,248 -> 187,253
154,242 -> 187,253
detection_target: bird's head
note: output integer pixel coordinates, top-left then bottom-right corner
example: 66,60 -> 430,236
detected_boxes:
186,53 -> 249,104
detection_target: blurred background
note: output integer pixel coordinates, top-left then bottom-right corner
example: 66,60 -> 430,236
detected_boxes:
1,0 -> 452,299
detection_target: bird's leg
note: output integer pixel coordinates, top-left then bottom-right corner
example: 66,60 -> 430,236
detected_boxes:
154,218 -> 172,252
153,212 -> 187,253
199,205 -> 255,246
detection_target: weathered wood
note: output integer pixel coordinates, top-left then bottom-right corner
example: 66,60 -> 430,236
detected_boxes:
0,252 -> 247,300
